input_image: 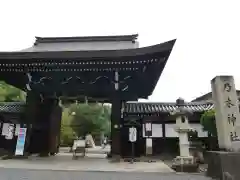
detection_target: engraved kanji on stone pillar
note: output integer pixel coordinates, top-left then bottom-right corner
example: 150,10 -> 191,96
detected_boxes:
211,76 -> 240,151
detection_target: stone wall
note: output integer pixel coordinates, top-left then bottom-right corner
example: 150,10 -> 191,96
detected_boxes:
206,151 -> 240,180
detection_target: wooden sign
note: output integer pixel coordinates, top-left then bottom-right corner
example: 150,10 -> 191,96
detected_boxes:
129,127 -> 137,142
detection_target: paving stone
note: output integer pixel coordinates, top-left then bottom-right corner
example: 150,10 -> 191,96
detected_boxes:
0,169 -> 212,180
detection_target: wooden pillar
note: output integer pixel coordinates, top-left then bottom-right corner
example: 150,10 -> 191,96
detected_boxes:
162,117 -> 166,138
49,101 -> 62,155
162,114 -> 166,153
28,97 -> 56,156
37,98 -> 53,156
25,92 -> 41,154
110,96 -> 122,158
109,71 -> 122,158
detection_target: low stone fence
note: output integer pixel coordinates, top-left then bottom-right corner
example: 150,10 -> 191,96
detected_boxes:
206,151 -> 240,180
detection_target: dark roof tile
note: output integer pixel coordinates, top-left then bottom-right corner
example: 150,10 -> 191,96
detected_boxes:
0,102 -> 25,113
124,102 -> 214,114
0,101 -> 215,114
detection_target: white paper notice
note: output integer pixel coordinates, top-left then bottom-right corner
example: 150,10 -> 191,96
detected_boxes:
2,123 -> 9,136
5,124 -> 14,140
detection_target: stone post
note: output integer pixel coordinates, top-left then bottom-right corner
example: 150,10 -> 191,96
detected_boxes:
211,76 -> 240,151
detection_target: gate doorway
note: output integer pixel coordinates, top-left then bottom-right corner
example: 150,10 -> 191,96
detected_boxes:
59,102 -> 111,159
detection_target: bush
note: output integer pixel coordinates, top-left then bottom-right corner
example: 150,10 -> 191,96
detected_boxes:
200,110 -> 219,150
200,110 -> 217,137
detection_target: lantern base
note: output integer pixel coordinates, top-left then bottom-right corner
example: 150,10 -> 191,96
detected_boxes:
172,156 -> 199,172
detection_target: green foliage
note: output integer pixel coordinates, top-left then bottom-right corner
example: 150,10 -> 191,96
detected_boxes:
70,103 -> 111,137
59,103 -> 111,146
0,81 -> 25,102
60,108 -> 75,146
200,110 -> 217,137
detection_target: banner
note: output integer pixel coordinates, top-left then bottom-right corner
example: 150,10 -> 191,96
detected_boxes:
15,128 -> 27,156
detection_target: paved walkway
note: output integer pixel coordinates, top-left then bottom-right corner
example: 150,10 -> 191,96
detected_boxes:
0,149 -> 212,180
0,169 -> 212,180
0,154 -> 174,173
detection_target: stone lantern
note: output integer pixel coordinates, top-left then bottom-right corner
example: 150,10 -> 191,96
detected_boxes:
171,98 -> 197,172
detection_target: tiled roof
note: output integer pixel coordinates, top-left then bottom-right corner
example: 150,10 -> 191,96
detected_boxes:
124,102 -> 214,114
0,102 -> 25,113
0,101 -> 215,114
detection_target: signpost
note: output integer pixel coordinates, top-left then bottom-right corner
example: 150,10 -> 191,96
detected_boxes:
129,127 -> 137,163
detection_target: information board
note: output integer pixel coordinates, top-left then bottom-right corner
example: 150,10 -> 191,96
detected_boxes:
15,128 -> 27,156
129,127 -> 137,142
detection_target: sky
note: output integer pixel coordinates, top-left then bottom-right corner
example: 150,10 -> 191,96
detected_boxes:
0,0 -> 239,102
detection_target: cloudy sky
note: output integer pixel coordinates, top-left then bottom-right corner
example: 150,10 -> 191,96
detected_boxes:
0,0 -> 239,102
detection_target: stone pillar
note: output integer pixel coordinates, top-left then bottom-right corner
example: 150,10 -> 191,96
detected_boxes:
110,97 -> 122,158
211,76 -> 240,151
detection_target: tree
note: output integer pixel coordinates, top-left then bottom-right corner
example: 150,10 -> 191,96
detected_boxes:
60,107 -> 75,146
200,110 -> 219,150
200,110 -> 217,137
70,103 -> 111,138
0,81 -> 25,102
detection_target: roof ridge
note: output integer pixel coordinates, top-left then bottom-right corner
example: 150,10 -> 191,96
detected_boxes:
126,101 -> 213,105
34,34 -> 139,45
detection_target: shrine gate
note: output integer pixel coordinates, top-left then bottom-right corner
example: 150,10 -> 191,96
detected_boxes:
0,34 -> 175,157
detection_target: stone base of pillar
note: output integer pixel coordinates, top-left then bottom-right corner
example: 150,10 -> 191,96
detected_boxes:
109,154 -> 122,162
174,155 -> 194,164
39,152 -> 50,157
172,156 -> 199,172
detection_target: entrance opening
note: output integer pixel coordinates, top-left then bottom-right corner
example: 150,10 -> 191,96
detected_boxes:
59,100 -> 111,159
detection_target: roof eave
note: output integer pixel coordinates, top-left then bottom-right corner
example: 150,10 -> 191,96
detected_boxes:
0,39 -> 176,60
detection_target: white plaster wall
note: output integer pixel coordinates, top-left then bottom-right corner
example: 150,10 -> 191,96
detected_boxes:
191,123 -> 208,137
165,124 -> 179,137
142,124 -> 163,137
165,123 -> 208,137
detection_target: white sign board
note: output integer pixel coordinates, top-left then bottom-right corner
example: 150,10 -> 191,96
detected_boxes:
5,124 -> 14,140
2,123 -> 10,136
129,127 -> 137,142
145,123 -> 152,131
72,140 -> 85,150
211,76 -> 240,150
